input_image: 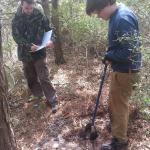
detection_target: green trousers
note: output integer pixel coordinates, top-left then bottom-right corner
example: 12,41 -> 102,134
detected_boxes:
109,72 -> 139,142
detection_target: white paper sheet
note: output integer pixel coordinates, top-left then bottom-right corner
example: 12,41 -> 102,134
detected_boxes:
36,30 -> 53,51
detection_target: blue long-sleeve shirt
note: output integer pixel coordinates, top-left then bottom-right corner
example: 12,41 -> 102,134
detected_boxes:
105,4 -> 141,72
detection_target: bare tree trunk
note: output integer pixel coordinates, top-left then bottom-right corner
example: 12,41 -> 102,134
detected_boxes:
0,23 -> 2,59
41,0 -> 66,65
41,0 -> 51,21
51,0 -> 65,64
0,22 -> 18,150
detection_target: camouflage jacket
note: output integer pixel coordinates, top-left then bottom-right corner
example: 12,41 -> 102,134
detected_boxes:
12,7 -> 51,62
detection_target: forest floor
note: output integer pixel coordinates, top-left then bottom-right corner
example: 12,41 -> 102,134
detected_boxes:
9,49 -> 150,150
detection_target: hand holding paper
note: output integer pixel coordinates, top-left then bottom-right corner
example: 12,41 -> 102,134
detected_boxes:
45,41 -> 54,49
31,43 -> 39,52
30,30 -> 53,52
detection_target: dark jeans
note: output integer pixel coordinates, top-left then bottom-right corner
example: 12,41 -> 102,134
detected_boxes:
23,58 -> 56,105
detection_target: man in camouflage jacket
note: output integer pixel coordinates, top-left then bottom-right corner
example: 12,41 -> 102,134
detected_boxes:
12,0 -> 57,113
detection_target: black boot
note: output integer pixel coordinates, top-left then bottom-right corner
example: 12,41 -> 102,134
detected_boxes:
51,102 -> 58,113
100,138 -> 128,150
46,94 -> 58,113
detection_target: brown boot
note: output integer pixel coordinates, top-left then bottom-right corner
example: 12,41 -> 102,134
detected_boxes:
100,138 -> 128,150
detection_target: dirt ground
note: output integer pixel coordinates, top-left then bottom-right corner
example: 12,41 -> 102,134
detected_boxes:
9,50 -> 150,150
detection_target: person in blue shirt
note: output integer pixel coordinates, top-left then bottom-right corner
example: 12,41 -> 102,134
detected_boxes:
86,0 -> 141,150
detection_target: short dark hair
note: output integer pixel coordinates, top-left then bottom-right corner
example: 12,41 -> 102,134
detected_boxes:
21,0 -> 35,4
86,0 -> 116,15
